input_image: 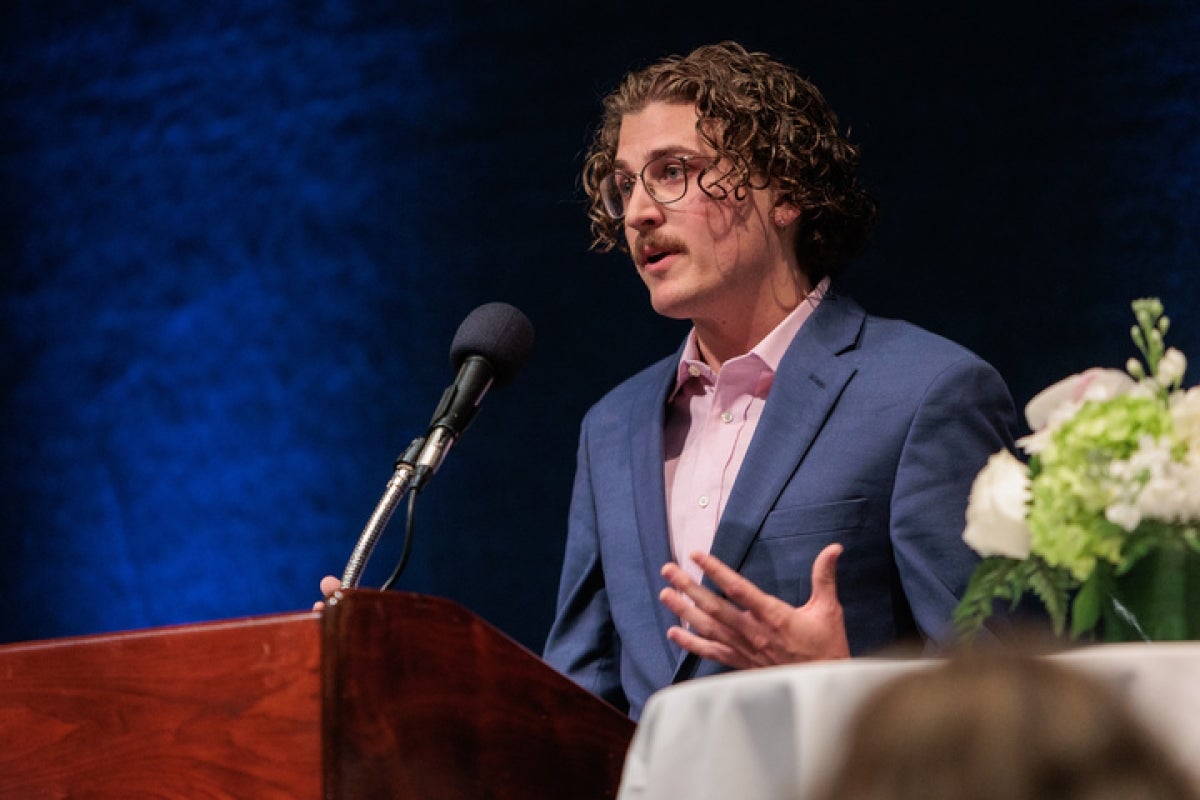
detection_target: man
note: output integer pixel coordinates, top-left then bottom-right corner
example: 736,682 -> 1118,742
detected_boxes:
541,42 -> 1016,720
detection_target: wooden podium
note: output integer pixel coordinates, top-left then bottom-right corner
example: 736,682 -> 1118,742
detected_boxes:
0,590 -> 635,798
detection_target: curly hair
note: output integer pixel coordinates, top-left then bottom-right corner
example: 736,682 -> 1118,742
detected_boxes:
581,41 -> 878,284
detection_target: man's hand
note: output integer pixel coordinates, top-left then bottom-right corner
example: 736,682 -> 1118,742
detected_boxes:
312,575 -> 341,611
658,543 -> 850,668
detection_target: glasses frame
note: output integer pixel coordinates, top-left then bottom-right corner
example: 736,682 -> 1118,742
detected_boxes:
599,154 -> 717,220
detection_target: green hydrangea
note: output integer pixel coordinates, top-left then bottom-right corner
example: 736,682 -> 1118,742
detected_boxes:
1027,394 -> 1173,580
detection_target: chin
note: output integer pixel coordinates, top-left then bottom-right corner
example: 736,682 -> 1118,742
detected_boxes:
643,278 -> 708,321
648,302 -> 696,323
647,299 -> 697,322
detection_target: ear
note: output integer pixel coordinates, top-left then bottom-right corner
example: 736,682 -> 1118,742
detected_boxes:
772,201 -> 800,228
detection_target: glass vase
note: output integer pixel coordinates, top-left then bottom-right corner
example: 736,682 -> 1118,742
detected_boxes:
1101,540 -> 1200,642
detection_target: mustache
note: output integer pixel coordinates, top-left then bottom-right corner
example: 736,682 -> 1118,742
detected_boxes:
633,233 -> 686,267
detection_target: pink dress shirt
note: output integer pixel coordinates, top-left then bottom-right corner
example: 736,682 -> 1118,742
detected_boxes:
663,280 -> 828,584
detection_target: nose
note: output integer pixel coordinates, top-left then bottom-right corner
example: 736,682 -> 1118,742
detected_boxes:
623,179 -> 664,232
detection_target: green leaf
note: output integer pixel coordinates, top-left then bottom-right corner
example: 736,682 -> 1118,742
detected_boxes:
1023,560 -> 1072,636
953,557 -> 1073,641
1071,568 -> 1106,638
954,558 -> 1022,642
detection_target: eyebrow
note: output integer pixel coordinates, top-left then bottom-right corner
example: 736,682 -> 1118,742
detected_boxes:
612,146 -> 706,171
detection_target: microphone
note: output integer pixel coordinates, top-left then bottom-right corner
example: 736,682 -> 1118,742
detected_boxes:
337,302 -> 534,590
411,302 -> 535,488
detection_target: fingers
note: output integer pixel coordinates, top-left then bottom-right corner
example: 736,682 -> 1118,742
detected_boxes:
688,552 -> 783,618
313,574 -> 341,612
659,546 -> 851,667
660,561 -> 748,632
659,563 -> 717,624
665,623 -> 752,669
659,561 -> 764,667
669,548 -> 841,618
807,543 -> 843,607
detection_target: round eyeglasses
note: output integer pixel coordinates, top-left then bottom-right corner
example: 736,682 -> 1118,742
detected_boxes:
599,154 -> 714,220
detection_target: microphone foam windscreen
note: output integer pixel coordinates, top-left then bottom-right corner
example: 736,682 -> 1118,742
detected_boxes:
449,302 -> 535,388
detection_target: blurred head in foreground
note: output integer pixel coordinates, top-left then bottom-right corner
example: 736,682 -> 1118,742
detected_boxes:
817,652 -> 1198,800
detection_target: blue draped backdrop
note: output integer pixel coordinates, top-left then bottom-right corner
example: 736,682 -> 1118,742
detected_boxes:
2,1 -> 1197,651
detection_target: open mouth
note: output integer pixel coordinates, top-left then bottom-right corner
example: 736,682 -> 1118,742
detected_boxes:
642,245 -> 680,268
636,235 -> 682,269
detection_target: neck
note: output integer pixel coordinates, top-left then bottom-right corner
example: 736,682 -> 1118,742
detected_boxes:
693,280 -> 812,368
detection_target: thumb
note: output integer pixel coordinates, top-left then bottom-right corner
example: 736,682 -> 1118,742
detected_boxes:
808,543 -> 843,607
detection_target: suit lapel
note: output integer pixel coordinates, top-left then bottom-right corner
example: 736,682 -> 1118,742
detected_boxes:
628,351 -> 687,672
671,291 -> 866,682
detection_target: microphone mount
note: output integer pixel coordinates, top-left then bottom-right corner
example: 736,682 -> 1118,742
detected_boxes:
337,436 -> 424,592
331,302 -> 533,597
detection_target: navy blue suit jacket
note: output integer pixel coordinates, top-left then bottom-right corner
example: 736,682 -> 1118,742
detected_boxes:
543,291 -> 1016,719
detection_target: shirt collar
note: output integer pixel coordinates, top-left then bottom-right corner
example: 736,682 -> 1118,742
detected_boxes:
670,277 -> 829,397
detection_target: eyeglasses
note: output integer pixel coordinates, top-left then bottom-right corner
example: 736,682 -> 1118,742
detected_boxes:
599,154 -> 715,220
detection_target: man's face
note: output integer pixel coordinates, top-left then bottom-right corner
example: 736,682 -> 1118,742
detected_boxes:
614,101 -> 797,329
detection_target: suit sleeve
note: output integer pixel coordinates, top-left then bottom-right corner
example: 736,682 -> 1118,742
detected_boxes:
542,418 -> 629,713
889,356 -> 1017,644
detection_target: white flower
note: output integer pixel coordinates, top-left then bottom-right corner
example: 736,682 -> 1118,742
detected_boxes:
1106,434 -> 1200,527
1018,368 -> 1136,454
1024,368 -> 1136,431
1156,347 -> 1187,387
1171,386 -> 1200,449
963,450 -> 1033,559
1105,502 -> 1142,532
1133,450 -> 1196,525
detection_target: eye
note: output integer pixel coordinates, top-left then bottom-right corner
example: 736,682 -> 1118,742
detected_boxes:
613,172 -> 635,197
657,159 -> 687,184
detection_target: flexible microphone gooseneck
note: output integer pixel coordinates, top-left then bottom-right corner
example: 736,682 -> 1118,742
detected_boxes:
337,303 -> 534,591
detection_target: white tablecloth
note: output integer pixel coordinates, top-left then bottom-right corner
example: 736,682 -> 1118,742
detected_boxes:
618,643 -> 1200,800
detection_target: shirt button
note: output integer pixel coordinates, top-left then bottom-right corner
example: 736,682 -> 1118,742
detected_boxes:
688,364 -> 703,378
698,495 -> 710,508
720,411 -> 734,423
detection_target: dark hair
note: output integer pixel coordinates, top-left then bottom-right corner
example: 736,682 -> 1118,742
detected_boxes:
581,41 -> 877,284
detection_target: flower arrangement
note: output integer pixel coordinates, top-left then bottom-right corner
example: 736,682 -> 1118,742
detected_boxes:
955,298 -> 1200,642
